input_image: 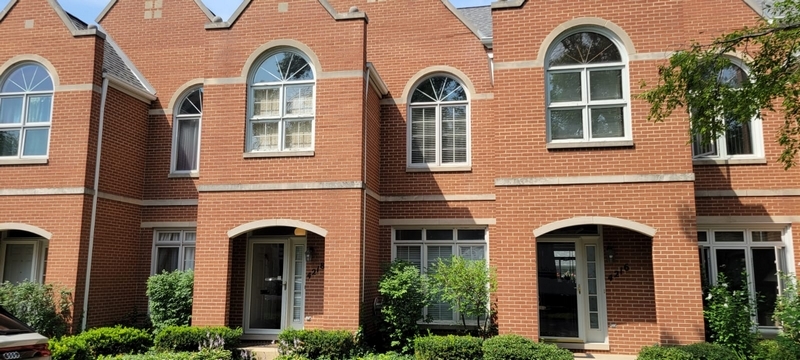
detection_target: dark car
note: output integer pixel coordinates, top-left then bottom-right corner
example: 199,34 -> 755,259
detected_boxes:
0,306 -> 50,360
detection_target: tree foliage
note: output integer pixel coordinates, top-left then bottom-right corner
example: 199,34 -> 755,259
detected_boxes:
428,256 -> 497,337
640,0 -> 800,168
377,260 -> 430,354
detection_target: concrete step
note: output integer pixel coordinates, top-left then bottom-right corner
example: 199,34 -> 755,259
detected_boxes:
239,345 -> 280,360
574,353 -> 637,360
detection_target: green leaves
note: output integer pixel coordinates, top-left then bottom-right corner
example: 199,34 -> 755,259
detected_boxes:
640,0 -> 800,168
146,270 -> 194,331
704,273 -> 758,357
0,280 -> 73,337
427,256 -> 497,337
377,260 -> 430,354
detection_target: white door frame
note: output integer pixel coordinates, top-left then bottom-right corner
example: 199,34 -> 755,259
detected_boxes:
0,235 -> 48,284
243,236 -> 306,337
537,235 -> 608,346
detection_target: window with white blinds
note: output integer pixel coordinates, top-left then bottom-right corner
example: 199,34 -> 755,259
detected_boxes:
408,76 -> 469,168
171,87 -> 202,173
152,230 -> 196,274
392,228 -> 487,323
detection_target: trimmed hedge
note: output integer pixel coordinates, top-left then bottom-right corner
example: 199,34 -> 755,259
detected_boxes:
637,345 -> 693,360
277,328 -> 357,360
680,342 -> 737,360
753,336 -> 800,360
153,326 -> 242,353
354,353 -> 414,360
413,335 -> 483,360
482,334 -> 572,360
50,326 -> 152,360
50,335 -> 91,360
146,270 -> 194,331
97,349 -> 232,360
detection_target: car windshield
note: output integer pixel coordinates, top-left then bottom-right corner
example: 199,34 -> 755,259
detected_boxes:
0,307 -> 33,335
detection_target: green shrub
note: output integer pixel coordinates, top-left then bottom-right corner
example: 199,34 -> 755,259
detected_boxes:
679,342 -> 737,360
274,356 -> 309,360
277,328 -> 356,360
352,353 -> 414,360
80,326 -> 152,357
637,345 -> 693,360
753,336 -> 800,360
146,270 -> 194,330
153,326 -> 242,352
482,334 -> 572,360
704,273 -> 757,356
0,280 -> 73,337
413,335 -> 483,360
50,335 -> 90,360
97,349 -> 232,360
774,273 -> 800,342
428,256 -> 497,336
377,260 -> 430,353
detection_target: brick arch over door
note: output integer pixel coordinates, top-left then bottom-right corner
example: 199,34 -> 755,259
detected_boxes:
533,216 -> 657,238
0,223 -> 52,239
227,219 -> 328,238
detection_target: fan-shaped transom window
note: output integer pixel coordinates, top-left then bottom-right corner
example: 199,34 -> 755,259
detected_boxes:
408,75 -> 469,167
248,50 -> 315,153
546,30 -> 630,144
0,63 -> 53,158
172,87 -> 202,173
692,63 -> 763,160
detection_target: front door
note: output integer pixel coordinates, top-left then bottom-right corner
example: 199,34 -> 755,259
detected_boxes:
245,238 -> 306,336
537,237 -> 607,345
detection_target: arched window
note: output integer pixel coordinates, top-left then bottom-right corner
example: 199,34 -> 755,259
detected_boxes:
545,30 -> 630,144
692,62 -> 763,160
248,50 -> 315,153
0,63 -> 53,158
171,87 -> 202,173
407,75 -> 469,168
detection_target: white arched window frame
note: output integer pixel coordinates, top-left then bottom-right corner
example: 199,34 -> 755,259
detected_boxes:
247,49 -> 316,153
0,63 -> 53,159
691,59 -> 764,161
171,87 -> 202,174
545,28 -> 632,145
406,75 -> 471,169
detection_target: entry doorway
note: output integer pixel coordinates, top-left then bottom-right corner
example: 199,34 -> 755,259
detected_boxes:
244,236 -> 307,337
537,236 -> 608,347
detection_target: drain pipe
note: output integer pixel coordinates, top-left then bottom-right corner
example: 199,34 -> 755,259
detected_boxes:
361,66 -> 370,303
81,75 -> 109,331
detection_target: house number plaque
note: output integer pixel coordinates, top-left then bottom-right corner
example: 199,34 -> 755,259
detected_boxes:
606,264 -> 631,282
307,262 -> 325,280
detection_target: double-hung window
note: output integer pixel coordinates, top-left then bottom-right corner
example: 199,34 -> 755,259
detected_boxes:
152,230 -> 196,274
697,227 -> 789,329
248,50 -> 315,153
407,75 -> 470,169
392,228 -> 487,323
171,87 -> 202,174
545,30 -> 630,145
0,63 -> 53,159
692,63 -> 764,161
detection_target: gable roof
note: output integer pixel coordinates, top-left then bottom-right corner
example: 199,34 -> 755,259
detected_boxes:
97,0 -> 215,23
204,0 -> 367,29
0,0 -> 104,38
458,5 -> 492,38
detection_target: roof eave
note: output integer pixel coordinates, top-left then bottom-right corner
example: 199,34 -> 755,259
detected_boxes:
491,0 -> 527,9
1,0 -> 105,39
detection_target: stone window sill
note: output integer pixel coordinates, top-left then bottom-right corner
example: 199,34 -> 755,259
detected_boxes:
243,151 -> 315,158
693,158 -> 767,165
0,158 -> 48,165
406,165 -> 472,173
168,172 -> 199,179
546,140 -> 634,150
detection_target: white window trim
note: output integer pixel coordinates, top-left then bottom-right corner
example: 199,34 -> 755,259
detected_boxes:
0,233 -> 48,284
0,63 -> 53,160
691,58 -> 765,163
406,75 -> 472,170
391,226 -> 489,325
697,225 -> 794,332
151,229 -> 196,275
170,87 -> 202,176
544,28 -> 632,146
246,50 -> 316,154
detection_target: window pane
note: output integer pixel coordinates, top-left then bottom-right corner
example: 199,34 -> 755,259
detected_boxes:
590,107 -> 624,138
253,88 -> 280,117
285,85 -> 313,116
697,231 -> 708,242
2,244 -> 35,284
725,120 -> 753,155
253,52 -> 313,82
396,230 -> 422,241
459,246 -> 485,260
548,72 -> 582,102
753,231 -> 782,242
157,232 -> 180,242
183,247 -> 195,271
0,97 -> 23,124
26,95 -> 51,123
716,248 -> 746,291
426,230 -> 453,241
184,232 -> 196,242
251,121 -> 279,151
2,64 -> 52,92
586,246 -> 596,262
155,247 -> 179,273
693,134 -> 717,157
428,301 -> 454,321
395,246 -> 422,270
752,248 -> 778,327
410,107 -> 436,164
699,247 -> 711,291
411,76 -> 466,103
550,109 -> 583,140
179,89 -> 202,115
175,119 -> 199,171
457,229 -> 485,241
284,120 -> 312,150
718,65 -> 747,88
441,106 -> 467,164
589,70 -> 623,100
0,130 -> 20,156
549,32 -> 622,67
715,231 -> 745,242
426,246 -> 453,269
22,128 -> 48,156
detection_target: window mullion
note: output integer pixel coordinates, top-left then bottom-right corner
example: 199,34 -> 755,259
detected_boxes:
279,85 -> 285,151
436,104 -> 442,166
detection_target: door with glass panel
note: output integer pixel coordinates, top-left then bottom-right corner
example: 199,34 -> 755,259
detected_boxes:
245,239 -> 306,335
537,238 -> 607,344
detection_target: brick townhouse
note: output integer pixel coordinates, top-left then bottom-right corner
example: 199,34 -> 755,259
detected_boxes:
0,0 -> 794,355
